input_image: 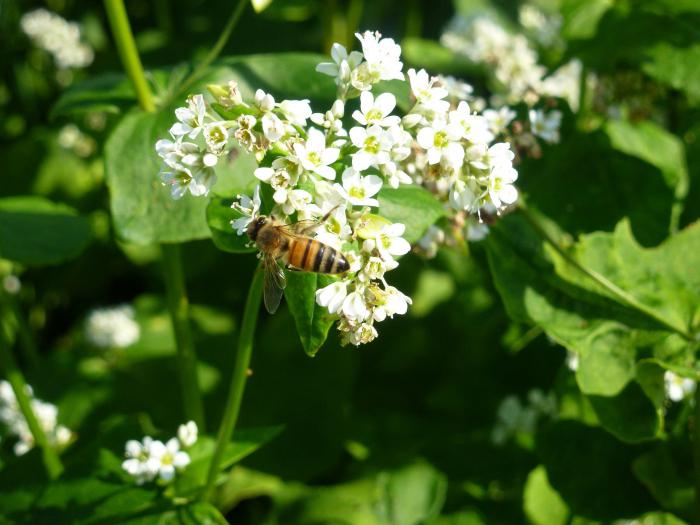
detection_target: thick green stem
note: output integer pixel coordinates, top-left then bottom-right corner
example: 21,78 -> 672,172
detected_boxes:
202,266 -> 264,502
0,331 -> 62,479
104,0 -> 156,112
518,204 -> 695,341
162,243 -> 206,430
179,0 -> 248,95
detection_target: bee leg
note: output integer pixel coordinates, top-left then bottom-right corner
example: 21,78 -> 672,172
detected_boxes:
285,264 -> 302,272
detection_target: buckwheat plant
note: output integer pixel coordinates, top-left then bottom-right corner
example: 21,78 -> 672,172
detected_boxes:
155,30 -> 522,346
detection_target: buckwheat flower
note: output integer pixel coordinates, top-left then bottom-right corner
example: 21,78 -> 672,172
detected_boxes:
342,289 -> 371,322
365,223 -> 411,261
278,99 -> 313,127
449,179 -> 481,213
352,92 -> 401,128
417,225 -> 445,258
349,125 -> 393,171
149,438 -> 191,483
204,122 -> 229,155
293,128 -> 340,180
483,107 -> 517,135
234,115 -> 258,151
371,285 -> 412,321
529,109 -> 562,143
448,101 -> 495,145
317,43 -> 364,87
261,112 -> 286,142
407,68 -> 449,114
316,281 -> 349,314
311,99 -> 346,135
170,95 -> 207,139
231,185 -> 262,235
355,31 -> 404,82
487,163 -> 519,209
416,120 -> 465,167
664,371 -> 696,402
21,9 -> 94,69
438,75 -> 474,101
85,304 -> 140,349
335,168 -> 382,207
122,438 -> 153,485
177,421 -> 198,448
467,220 -> 490,241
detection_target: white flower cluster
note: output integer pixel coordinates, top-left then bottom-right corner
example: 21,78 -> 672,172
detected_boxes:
85,304 -> 140,349
156,30 -> 521,344
121,421 -> 197,485
58,124 -> 96,158
0,380 -> 73,456
20,8 -> 94,69
441,13 -> 579,111
664,371 -> 696,403
491,389 -> 556,446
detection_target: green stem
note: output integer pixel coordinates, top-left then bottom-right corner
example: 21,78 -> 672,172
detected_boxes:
695,387 -> 700,524
161,243 -> 206,430
575,64 -> 588,130
202,266 -> 264,503
179,0 -> 248,95
104,0 -> 156,112
7,297 -> 40,368
518,204 -> 695,341
0,330 -> 62,479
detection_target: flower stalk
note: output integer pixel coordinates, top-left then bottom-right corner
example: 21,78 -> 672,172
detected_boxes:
162,243 -> 206,429
202,265 -> 264,503
103,0 -> 156,113
0,328 -> 63,479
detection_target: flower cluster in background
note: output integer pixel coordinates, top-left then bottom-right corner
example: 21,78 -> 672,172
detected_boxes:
491,389 -> 556,446
155,30 -> 522,345
84,304 -> 140,349
121,421 -> 197,485
664,371 -> 696,403
0,380 -> 73,456
20,8 -> 94,70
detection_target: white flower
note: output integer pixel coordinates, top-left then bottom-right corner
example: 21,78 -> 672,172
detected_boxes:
407,68 -> 449,114
231,185 -> 262,235
21,9 -> 94,69
342,289 -> 371,322
335,168 -> 382,207
355,31 -> 404,82
487,163 -> 519,209
204,122 -> 229,154
85,305 -> 140,349
3,275 -> 21,295
349,125 -> 392,171
316,281 -> 349,314
566,350 -> 579,371
364,223 -> 411,261
664,371 -> 696,402
311,100 -> 346,136
372,285 -> 412,321
417,225 -> 445,258
483,106 -> 516,135
170,95 -> 207,139
352,92 -> 400,128
416,120 -> 464,167
449,101 -> 494,144
278,99 -> 313,126
261,112 -> 286,142
316,43 -> 363,86
529,109 -> 562,143
293,128 -> 340,180
177,421 -> 198,448
148,438 -> 191,483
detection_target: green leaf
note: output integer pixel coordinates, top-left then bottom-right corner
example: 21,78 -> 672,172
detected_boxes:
643,43 -> 700,105
205,198 -> 256,253
633,443 -> 694,519
523,466 -> 569,525
402,38 -> 480,75
0,196 -> 91,265
378,186 -> 447,244
174,425 -> 283,494
537,421 -> 654,520
560,0 -> 613,39
51,73 -> 136,117
284,272 -> 336,356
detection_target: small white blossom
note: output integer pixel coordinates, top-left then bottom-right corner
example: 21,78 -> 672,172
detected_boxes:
231,185 -> 262,235
21,9 -> 93,69
170,95 -> 207,139
407,68 -> 449,114
483,107 -> 517,135
177,421 -> 198,448
364,223 -> 411,261
85,304 -> 140,349
355,30 -> 404,83
349,125 -> 392,171
278,99 -> 313,127
293,128 -> 340,180
316,43 -> 364,87
352,92 -> 400,128
342,289 -> 371,322
416,120 -> 465,167
315,281 -> 349,314
335,168 -> 382,207
529,109 -> 562,143
122,427 -> 192,485
665,371 -> 696,402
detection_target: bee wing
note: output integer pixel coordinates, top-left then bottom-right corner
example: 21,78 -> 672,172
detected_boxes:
276,220 -> 319,237
263,254 -> 286,314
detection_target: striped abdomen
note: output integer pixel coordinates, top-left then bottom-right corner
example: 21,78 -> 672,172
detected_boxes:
285,238 -> 349,274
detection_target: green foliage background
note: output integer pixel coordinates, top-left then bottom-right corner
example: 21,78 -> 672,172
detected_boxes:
0,0 -> 699,523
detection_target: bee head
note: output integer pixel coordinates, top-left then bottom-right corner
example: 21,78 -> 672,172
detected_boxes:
247,215 -> 268,241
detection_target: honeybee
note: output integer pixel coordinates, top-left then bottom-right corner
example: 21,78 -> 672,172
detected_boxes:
246,211 -> 349,314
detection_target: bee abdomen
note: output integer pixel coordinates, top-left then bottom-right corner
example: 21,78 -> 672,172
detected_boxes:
288,239 -> 349,274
